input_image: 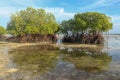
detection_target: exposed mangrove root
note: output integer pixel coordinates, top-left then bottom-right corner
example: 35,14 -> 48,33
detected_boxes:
0,35 -> 7,41
62,34 -> 104,44
6,34 -> 57,43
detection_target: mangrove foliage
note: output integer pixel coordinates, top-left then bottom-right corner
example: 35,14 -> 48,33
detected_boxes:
7,7 -> 59,42
60,12 -> 113,44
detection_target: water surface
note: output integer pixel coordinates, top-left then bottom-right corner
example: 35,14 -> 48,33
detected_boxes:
0,35 -> 120,80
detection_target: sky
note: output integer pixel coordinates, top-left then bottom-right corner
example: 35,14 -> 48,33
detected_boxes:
0,0 -> 120,34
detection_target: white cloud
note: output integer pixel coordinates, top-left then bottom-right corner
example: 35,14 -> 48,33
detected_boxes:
13,0 -> 35,6
0,6 -> 26,27
0,7 -> 17,17
59,2 -> 68,6
45,8 -> 64,13
45,8 -> 75,22
78,0 -> 105,10
111,16 -> 120,21
0,0 -> 35,17
109,15 -> 120,34
0,6 -> 22,27
105,0 -> 120,6
0,0 -> 35,7
78,0 -> 120,10
110,15 -> 120,27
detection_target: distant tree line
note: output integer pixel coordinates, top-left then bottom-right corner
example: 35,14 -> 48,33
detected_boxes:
0,7 -> 113,43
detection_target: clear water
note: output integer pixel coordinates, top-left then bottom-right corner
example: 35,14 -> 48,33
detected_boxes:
0,36 -> 120,80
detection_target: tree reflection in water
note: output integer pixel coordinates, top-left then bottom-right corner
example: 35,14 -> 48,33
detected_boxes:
9,45 -> 59,75
61,47 -> 112,73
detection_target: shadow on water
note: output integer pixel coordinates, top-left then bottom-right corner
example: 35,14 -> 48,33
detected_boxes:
2,44 -> 116,80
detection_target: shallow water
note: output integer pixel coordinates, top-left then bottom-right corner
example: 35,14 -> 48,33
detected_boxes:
0,36 -> 120,80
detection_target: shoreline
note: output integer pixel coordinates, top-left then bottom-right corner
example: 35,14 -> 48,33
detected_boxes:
0,42 -> 101,50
